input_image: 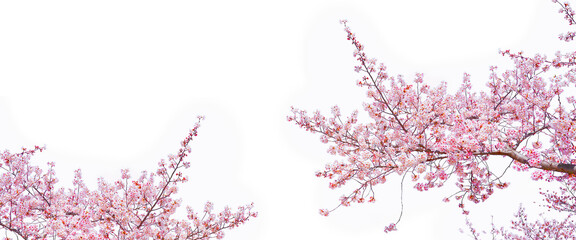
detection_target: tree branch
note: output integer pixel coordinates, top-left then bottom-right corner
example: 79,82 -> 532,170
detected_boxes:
492,149 -> 576,174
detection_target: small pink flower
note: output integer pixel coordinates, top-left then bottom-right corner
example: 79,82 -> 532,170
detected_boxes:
319,209 -> 330,217
384,223 -> 397,233
121,169 -> 130,179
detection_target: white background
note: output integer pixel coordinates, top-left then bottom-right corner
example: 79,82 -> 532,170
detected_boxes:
0,0 -> 573,239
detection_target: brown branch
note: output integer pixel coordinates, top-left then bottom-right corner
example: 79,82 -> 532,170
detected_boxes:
490,149 -> 576,174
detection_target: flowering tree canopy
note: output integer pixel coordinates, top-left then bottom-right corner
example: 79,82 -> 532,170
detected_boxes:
288,0 -> 576,235
0,117 -> 256,240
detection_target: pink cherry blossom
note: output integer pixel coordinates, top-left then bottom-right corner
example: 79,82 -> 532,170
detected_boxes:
0,117 -> 256,239
289,0 -> 576,237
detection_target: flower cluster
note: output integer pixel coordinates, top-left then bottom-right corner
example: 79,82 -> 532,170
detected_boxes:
0,117 -> 256,239
553,0 -> 576,42
475,206 -> 576,240
288,0 -> 576,233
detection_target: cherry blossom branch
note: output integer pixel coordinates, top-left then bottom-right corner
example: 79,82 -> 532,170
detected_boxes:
490,149 -> 576,174
136,120 -> 199,229
0,117 -> 256,239
289,8 -> 576,232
